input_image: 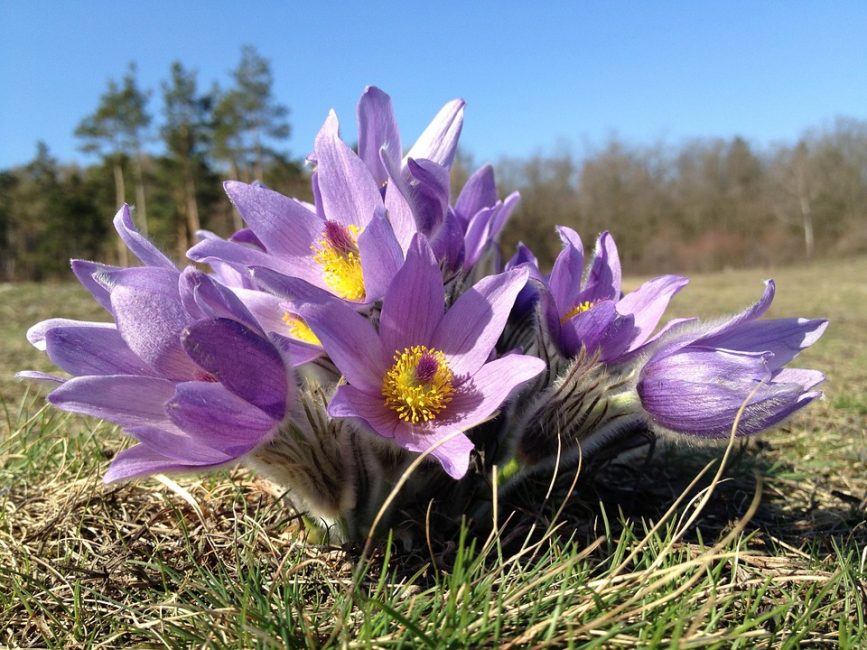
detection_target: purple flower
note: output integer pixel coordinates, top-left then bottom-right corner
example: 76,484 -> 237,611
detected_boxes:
542,227 -> 688,363
455,164 -> 521,273
189,110 -> 404,306
298,235 -> 545,478
637,281 -> 827,438
190,230 -> 324,367
24,210 -> 294,482
504,242 -> 543,319
359,86 -> 465,251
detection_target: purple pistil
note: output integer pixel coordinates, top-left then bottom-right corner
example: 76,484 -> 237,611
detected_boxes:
323,220 -> 357,254
415,352 -> 439,383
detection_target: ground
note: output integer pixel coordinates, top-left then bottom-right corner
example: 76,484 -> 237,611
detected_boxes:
1,256 -> 865,648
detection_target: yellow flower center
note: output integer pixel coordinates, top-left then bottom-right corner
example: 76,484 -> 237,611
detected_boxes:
312,221 -> 365,301
382,345 -> 454,424
561,300 -> 596,324
282,313 -> 321,346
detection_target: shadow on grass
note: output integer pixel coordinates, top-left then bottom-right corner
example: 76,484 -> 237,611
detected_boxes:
385,434 -> 867,577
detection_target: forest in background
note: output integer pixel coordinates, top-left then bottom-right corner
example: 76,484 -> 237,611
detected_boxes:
2,45 -> 866,280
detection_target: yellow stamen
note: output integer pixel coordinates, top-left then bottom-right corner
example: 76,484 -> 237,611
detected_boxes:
282,313 -> 321,346
312,223 -> 365,301
561,300 -> 596,324
382,345 -> 454,424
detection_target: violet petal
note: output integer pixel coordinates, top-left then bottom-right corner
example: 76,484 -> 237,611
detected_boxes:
379,234 -> 444,356
224,181 -> 323,258
405,98 -> 465,168
358,208 -> 405,302
297,300 -> 388,393
357,86 -> 401,187
182,318 -> 290,421
314,110 -> 383,229
432,267 -> 529,378
113,205 -> 176,269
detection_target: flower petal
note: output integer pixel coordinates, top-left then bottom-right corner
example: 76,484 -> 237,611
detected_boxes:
298,299 -> 388,393
430,208 -> 466,273
230,288 -> 294,336
187,236 -> 322,286
489,191 -> 520,240
463,206 -> 496,270
223,181 -> 323,258
358,208 -> 405,302
179,268 -> 261,333
432,267 -> 529,377
314,110 -> 383,228
103,444 -> 227,483
639,375 -> 815,438
103,267 -> 199,380
379,234 -> 444,356
616,275 -> 689,351
270,334 -> 323,366
392,427 -> 474,479
328,383 -> 401,438
17,370 -> 65,383
45,326 -> 156,377
47,375 -> 227,463
381,148 -> 418,253
182,318 -> 290,421
27,318 -> 114,351
383,182 -> 417,253
250,266 -> 336,306
357,86 -> 401,187
548,226 -> 585,314
71,259 -> 116,313
405,98 -> 465,168
404,158 -> 450,234
506,242 -> 539,270
455,164 -> 497,222
773,368 -> 825,390
580,231 -> 621,302
433,354 -> 546,431
166,381 -> 277,455
702,280 -> 777,340
113,205 -> 176,269
560,299 -> 618,358
701,318 -> 828,371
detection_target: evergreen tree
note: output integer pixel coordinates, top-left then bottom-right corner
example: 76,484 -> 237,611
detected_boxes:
75,63 -> 151,263
211,46 -> 291,228
161,61 -> 213,258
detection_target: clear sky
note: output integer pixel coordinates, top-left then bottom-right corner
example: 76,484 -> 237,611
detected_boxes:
1,1 -> 865,169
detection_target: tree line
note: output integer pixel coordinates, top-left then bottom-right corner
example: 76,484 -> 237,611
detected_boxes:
0,46 -> 309,281
1,47 -> 865,280
492,119 -> 867,273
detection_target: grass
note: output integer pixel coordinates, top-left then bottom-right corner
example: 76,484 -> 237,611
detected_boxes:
1,257 -> 866,648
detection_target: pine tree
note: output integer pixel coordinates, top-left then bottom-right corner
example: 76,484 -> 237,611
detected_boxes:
161,62 -> 212,258
75,63 -> 151,263
211,46 -> 290,229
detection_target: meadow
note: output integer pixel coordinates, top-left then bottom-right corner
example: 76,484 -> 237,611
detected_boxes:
1,256 -> 865,648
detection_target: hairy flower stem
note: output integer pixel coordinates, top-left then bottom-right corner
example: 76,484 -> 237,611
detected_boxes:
506,351 -> 645,482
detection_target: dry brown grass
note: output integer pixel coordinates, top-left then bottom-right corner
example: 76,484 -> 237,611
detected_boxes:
1,256 -> 865,647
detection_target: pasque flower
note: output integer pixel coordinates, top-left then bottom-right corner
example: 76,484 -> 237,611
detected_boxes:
188,113 -> 404,306
23,206 -> 294,482
20,84 -> 832,549
188,86 -> 466,307
298,235 -> 545,478
637,280 -> 827,438
454,164 -> 521,273
542,226 -> 688,363
358,86 -> 464,252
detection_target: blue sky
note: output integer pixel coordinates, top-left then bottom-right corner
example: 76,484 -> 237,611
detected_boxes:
1,1 -> 865,169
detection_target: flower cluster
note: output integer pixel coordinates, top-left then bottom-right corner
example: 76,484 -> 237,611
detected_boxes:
23,87 -> 827,543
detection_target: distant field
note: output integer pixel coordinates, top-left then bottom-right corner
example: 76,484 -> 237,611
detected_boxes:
1,256 -> 865,647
